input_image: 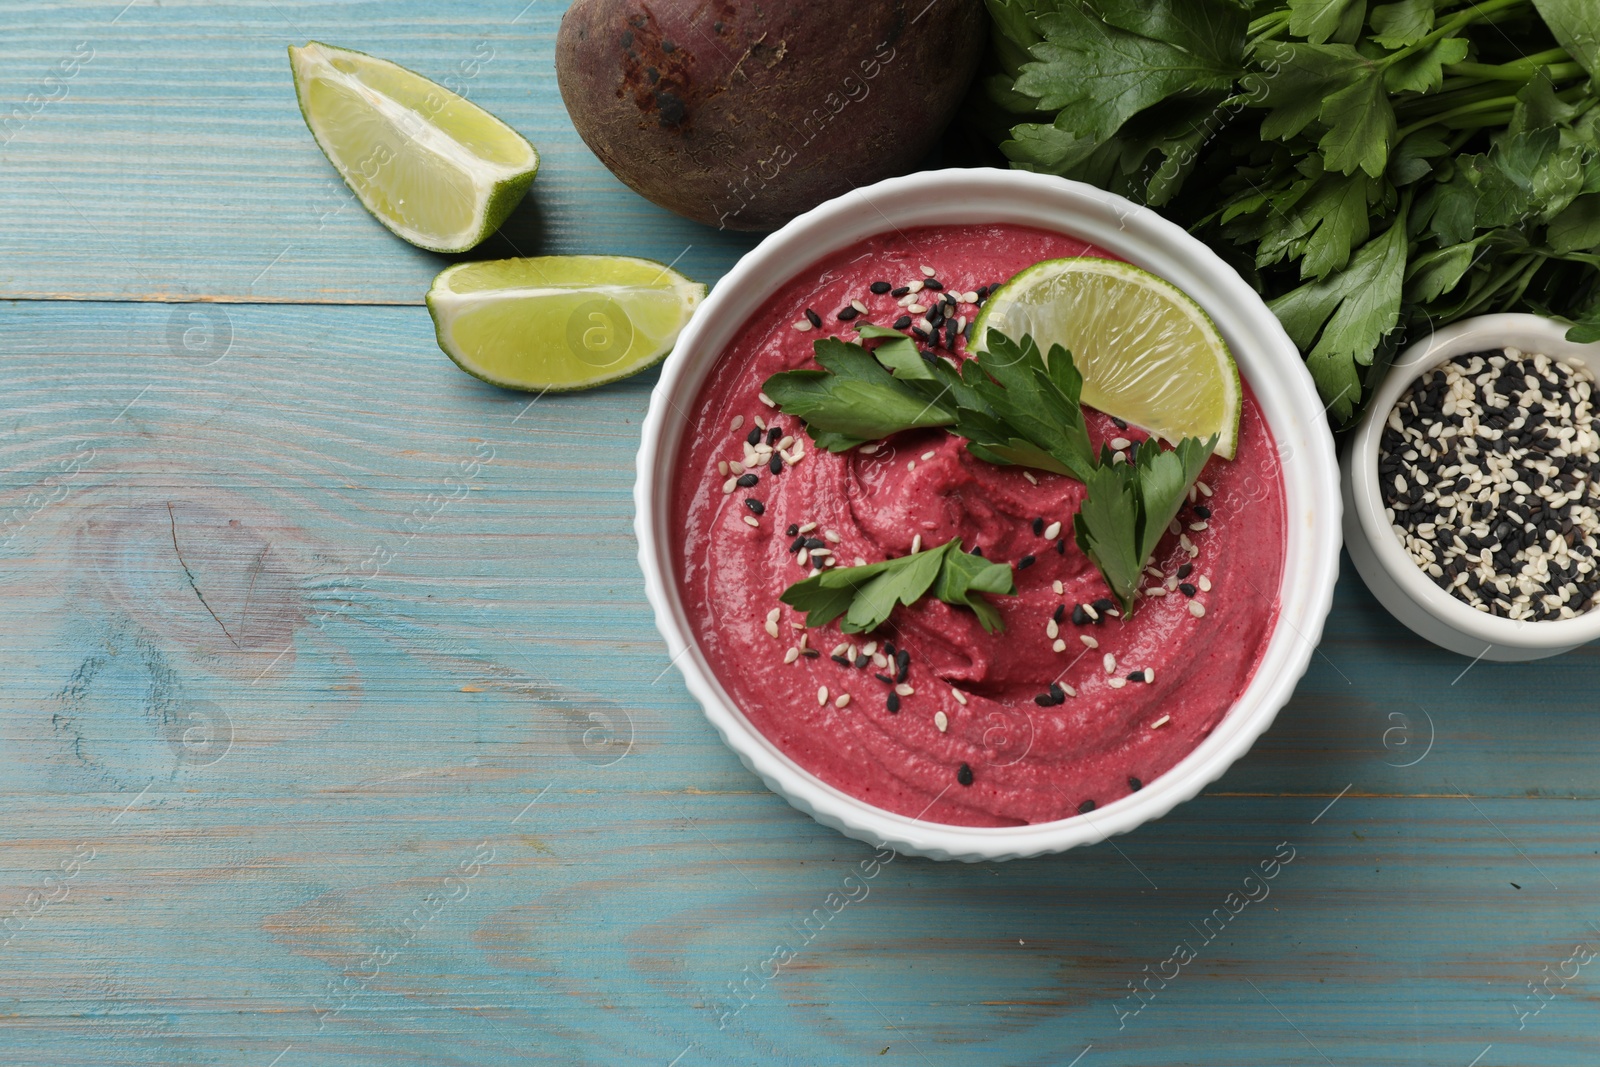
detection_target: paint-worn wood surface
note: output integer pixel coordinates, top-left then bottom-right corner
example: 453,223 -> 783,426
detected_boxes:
2,4 -> 1597,1065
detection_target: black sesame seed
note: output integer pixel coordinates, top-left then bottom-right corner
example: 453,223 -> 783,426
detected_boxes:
971,545 -> 984,557
831,654 -> 850,666
786,523 -> 800,537
1128,776 -> 1142,792
1179,582 -> 1197,597
789,536 -> 807,553
768,425 -> 783,445
895,649 -> 910,682
1178,563 -> 1194,579
957,763 -> 974,787
1072,605 -> 1090,626
891,286 -> 910,298
854,654 -> 870,669
769,456 -> 784,475
875,673 -> 894,685
804,308 -> 822,328
838,307 -> 860,322
801,648 -> 820,658
744,498 -> 765,515
1034,692 -> 1055,707
1056,539 -> 1066,555
1018,555 -> 1036,569
1033,517 -> 1045,536
1194,505 -> 1213,519
887,693 -> 901,713
1111,417 -> 1128,430
1092,598 -> 1114,614
1127,671 -> 1144,682
1049,682 -> 1065,703
746,427 -> 762,445
1053,604 -> 1066,623
911,327 -> 930,340
924,279 -> 944,291
805,537 -> 827,549
1078,799 -> 1096,814
736,473 -> 759,488
893,316 -> 913,330
870,281 -> 892,295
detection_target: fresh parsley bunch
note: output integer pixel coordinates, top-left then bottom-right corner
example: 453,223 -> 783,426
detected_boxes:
765,328 -> 1216,623
976,0 -> 1600,424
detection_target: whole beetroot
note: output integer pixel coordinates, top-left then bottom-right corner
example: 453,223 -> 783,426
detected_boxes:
556,0 -> 986,232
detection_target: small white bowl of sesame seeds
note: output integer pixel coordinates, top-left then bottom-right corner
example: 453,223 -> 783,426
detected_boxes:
1344,313 -> 1600,661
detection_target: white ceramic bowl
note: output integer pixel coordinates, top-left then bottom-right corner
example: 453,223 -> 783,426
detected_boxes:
1343,313 -> 1600,662
634,168 -> 1342,861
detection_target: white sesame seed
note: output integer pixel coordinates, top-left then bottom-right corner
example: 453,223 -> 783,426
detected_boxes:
1199,576 -> 1212,592
908,279 -> 925,293
921,265 -> 936,277
730,461 -> 745,475
778,436 -> 794,450
861,641 -> 877,656
1103,653 -> 1117,674
1110,437 -> 1132,451
832,643 -> 849,658
723,477 -> 737,494
835,693 -> 851,708
1189,601 -> 1206,618
758,392 -> 775,408
1053,580 -> 1065,595
860,443 -> 880,455
1108,677 -> 1127,689
1189,521 -> 1209,532
1047,619 -> 1060,639
718,461 -> 729,476
1044,521 -> 1062,540
799,522 -> 817,533
963,291 -> 980,304
922,450 -> 936,461
1151,715 -> 1170,729
872,653 -> 888,668
764,620 -> 779,638
744,515 -> 760,528
1143,668 -> 1155,684
817,686 -> 829,706
1145,587 -> 1166,598
951,687 -> 968,706
851,299 -> 868,315
809,567 -> 820,577
1023,471 -> 1039,485
1080,634 -> 1098,649
907,303 -> 927,315
934,710 -> 949,732
847,644 -> 858,661
854,557 -> 867,567
797,549 -> 810,566
1180,534 -> 1195,552
1112,452 -> 1127,466
1062,683 -> 1077,698
1052,638 -> 1066,652
784,647 -> 800,664
767,607 -> 781,623
730,415 -> 745,432
793,319 -> 814,332
1197,481 -> 1213,497
1083,603 -> 1100,621
911,534 -> 922,554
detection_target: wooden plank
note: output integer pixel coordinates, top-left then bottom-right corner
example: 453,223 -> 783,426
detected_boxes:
0,0 -> 759,306
1,299 -> 1599,1065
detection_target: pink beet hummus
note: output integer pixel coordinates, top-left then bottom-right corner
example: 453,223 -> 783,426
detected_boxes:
671,224 -> 1286,826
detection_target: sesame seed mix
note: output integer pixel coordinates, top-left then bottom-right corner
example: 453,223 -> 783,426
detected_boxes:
1381,347 -> 1600,622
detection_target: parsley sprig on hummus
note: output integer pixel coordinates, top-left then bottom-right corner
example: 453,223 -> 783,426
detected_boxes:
781,537 -> 1017,634
763,326 -> 1216,619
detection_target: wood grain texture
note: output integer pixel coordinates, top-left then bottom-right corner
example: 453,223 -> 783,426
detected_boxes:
2,3 -> 1599,1065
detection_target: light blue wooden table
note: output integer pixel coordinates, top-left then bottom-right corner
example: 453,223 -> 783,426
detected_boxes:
2,3 -> 1597,1064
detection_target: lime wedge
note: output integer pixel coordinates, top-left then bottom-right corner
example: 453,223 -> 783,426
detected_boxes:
289,41 -> 539,254
973,258 -> 1242,460
426,256 -> 707,392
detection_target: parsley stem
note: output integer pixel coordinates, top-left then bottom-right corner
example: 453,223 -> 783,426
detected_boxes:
1396,94 -> 1521,140
1444,50 -> 1575,82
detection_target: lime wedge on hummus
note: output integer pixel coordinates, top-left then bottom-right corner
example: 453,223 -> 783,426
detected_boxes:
973,258 -> 1242,460
426,256 -> 706,392
289,41 -> 539,253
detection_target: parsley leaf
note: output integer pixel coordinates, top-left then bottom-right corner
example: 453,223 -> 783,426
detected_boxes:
1074,435 -> 1218,617
780,538 -> 1016,634
761,337 -> 957,451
